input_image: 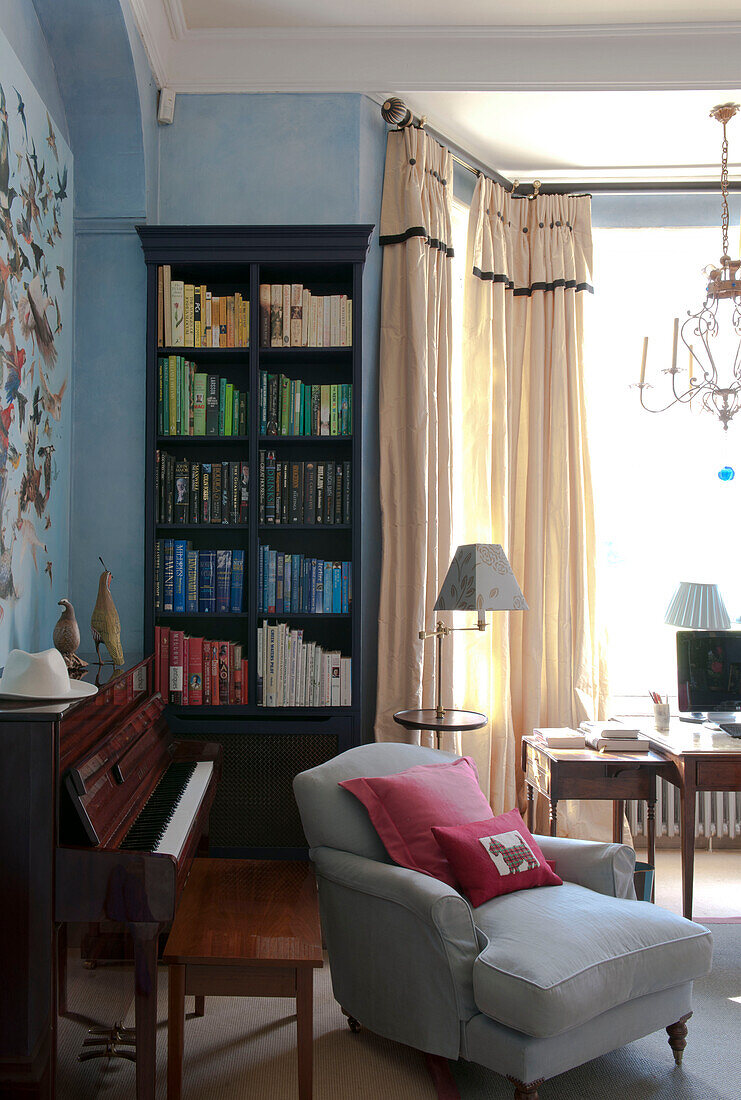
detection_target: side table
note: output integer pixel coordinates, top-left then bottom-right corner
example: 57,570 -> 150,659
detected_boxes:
522,737 -> 667,901
393,709 -> 487,750
163,859 -> 322,1100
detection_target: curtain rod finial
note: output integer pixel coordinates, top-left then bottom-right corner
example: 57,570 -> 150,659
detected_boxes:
381,97 -> 413,128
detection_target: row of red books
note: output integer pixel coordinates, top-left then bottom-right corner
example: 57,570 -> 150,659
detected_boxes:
155,625 -> 247,706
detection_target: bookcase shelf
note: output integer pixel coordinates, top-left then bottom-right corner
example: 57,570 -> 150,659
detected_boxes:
257,435 -> 352,444
139,226 -> 372,839
156,435 -> 250,445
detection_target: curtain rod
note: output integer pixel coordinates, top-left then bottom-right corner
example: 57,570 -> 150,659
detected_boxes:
379,97 -> 741,197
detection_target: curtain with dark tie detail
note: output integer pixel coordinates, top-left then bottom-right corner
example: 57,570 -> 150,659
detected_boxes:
374,128 -> 455,746
457,177 -> 610,838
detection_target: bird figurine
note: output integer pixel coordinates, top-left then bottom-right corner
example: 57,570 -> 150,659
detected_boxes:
53,597 -> 87,670
91,558 -> 124,667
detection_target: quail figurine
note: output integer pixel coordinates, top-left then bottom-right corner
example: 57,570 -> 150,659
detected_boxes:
53,598 -> 88,670
91,558 -> 124,667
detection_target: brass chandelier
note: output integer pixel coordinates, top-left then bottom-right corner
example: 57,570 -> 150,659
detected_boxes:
637,103 -> 741,433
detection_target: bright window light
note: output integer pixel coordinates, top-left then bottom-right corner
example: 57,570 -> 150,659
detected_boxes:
587,227 -> 741,700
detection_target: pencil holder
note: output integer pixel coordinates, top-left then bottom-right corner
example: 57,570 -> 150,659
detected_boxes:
653,702 -> 670,731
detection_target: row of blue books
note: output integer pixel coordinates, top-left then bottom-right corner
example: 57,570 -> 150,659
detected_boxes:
155,540 -> 245,614
258,543 -> 351,615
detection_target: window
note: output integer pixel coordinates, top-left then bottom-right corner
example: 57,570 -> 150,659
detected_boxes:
587,226 -> 741,699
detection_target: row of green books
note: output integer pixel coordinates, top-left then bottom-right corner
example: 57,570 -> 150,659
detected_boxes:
158,358 -> 248,437
259,374 -> 351,436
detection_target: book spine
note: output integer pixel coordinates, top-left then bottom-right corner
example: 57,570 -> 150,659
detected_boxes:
206,374 -> 219,436
216,549 -> 232,613
173,540 -> 188,613
343,459 -> 351,523
231,549 -> 245,612
194,286 -> 202,349
205,290 -> 212,347
271,284 -> 282,348
154,539 -> 162,611
198,549 -> 215,612
240,461 -> 249,524
171,280 -> 184,347
157,267 -> 164,347
188,639 -> 203,705
169,629 -> 183,703
184,284 -> 194,347
158,626 -> 170,700
163,265 -> 172,346
290,283 -> 303,346
266,450 -> 276,524
260,284 -> 271,346
201,463 -> 211,524
173,459 -> 189,523
282,284 -> 291,347
186,549 -> 199,612
259,450 -> 266,524
163,539 -> 174,611
211,463 -> 222,523
202,638 -> 211,705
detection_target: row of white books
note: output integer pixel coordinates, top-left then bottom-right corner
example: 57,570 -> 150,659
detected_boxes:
256,620 -> 351,708
534,720 -> 650,752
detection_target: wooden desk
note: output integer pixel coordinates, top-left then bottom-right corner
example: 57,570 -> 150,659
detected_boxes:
522,737 -> 668,900
647,722 -> 741,920
163,859 -> 322,1100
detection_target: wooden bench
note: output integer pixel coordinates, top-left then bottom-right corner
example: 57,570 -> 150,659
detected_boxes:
163,858 -> 323,1099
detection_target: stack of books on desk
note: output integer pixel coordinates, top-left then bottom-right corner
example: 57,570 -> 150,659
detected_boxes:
580,720 -> 650,752
533,727 -> 586,749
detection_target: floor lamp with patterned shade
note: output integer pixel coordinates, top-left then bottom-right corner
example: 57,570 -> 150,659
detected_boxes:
394,545 -> 528,748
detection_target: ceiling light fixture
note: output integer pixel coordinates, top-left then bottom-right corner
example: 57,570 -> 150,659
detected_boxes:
636,103 -> 741,436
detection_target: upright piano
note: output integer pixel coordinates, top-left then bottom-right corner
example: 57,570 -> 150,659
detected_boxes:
0,654 -> 221,1100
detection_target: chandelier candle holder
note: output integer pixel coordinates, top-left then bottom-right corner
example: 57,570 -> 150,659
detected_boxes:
636,103 -> 741,433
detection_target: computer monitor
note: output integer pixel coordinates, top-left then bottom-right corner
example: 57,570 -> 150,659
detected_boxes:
676,630 -> 741,718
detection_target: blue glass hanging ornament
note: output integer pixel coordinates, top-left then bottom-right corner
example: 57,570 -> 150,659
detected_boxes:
718,465 -> 735,481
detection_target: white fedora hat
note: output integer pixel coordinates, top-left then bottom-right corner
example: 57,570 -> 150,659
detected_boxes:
0,648 -> 98,700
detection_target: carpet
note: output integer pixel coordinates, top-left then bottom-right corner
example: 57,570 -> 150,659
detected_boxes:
436,923 -> 740,1100
57,925 -> 739,1100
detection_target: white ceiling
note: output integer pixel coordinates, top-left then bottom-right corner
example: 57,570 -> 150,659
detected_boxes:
179,0 -> 741,29
403,91 -> 741,183
129,1 -> 741,183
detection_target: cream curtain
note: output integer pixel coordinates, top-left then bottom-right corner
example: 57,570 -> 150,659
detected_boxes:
374,128 -> 454,745
457,177 -> 609,836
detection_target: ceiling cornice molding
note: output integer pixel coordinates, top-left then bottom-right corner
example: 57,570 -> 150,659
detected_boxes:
171,19 -> 741,42
127,0 -> 171,88
131,7 -> 741,94
163,0 -> 188,41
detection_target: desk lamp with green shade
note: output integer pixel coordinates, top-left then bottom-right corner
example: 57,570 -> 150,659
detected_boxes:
420,543 -> 528,720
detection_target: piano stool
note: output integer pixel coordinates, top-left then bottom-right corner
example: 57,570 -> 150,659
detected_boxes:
163,858 -> 323,1100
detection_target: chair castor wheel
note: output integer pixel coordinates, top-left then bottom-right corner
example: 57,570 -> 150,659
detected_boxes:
341,1007 -> 361,1033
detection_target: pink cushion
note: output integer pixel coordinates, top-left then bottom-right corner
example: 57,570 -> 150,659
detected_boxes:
339,756 -> 493,886
431,810 -> 563,907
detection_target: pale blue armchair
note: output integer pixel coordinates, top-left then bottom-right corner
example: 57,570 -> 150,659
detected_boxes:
294,742 -> 712,1100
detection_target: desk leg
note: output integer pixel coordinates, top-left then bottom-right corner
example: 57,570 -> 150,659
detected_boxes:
168,965 -> 185,1100
549,799 -> 558,837
526,783 -> 535,833
647,775 -> 657,903
296,968 -> 314,1100
612,800 -> 625,844
680,781 -> 696,921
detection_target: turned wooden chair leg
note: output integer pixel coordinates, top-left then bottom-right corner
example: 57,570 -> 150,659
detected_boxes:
667,1011 -> 692,1065
507,1077 -> 544,1099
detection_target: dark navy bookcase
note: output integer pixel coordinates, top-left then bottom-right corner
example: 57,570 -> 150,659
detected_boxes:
137,225 -> 373,856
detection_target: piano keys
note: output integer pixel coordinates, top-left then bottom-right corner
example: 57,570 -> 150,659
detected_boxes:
0,654 -> 221,1100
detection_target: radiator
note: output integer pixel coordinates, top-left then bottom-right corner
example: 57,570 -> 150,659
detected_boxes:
627,780 -> 741,840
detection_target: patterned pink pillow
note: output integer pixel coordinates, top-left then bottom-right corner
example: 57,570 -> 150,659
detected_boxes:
431,810 -> 563,907
339,756 -> 492,885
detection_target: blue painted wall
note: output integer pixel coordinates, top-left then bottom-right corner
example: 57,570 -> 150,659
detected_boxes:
0,0 -> 67,143
5,0 -> 387,725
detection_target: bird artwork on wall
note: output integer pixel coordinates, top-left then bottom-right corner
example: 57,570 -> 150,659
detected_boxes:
53,596 -> 86,669
0,33 -> 72,663
91,558 -> 124,667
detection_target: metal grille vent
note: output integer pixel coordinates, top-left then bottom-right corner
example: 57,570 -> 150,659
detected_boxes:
179,732 -> 338,850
